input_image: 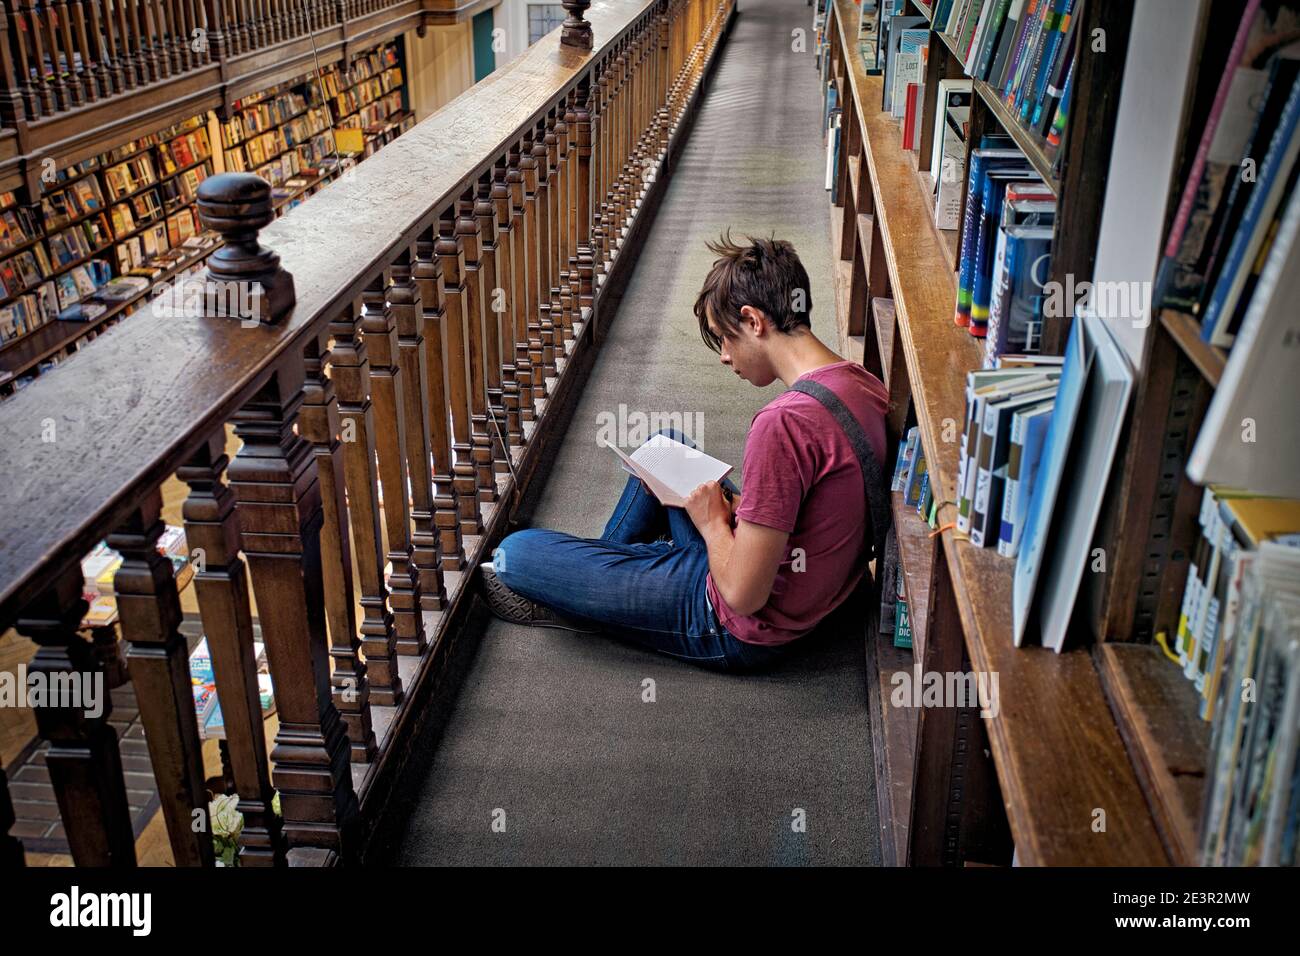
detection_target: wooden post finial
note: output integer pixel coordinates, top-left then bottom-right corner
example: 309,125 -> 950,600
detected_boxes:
196,173 -> 296,325
560,0 -> 594,50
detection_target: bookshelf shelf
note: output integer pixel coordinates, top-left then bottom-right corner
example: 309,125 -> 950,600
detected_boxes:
891,490 -> 935,662
1097,642 -> 1212,867
828,0 -> 1169,865
1159,308 -> 1225,387
971,80 -> 1060,195
863,606 -> 918,867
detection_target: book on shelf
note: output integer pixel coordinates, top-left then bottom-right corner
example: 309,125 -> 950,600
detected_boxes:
1199,539 -> 1300,866
1189,182 -> 1300,499
1013,310 -> 1133,652
882,14 -> 927,115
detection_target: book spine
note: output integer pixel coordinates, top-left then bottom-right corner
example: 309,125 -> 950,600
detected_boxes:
997,411 -> 1028,556
975,0 -> 1012,81
1202,73 -> 1300,342
956,151 -> 986,325
1029,0 -> 1075,128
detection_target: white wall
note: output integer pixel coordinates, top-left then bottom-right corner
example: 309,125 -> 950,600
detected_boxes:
1085,0 -> 1207,371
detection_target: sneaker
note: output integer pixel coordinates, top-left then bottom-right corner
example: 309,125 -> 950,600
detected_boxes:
480,564 -> 601,633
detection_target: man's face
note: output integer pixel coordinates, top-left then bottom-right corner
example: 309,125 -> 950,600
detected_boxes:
708,308 -> 777,387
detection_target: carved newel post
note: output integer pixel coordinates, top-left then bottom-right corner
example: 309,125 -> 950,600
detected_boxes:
561,0 -> 593,50
196,173 -> 296,324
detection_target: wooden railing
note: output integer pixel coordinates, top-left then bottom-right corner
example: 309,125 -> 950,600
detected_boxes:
0,0 -> 733,865
0,0 -> 419,128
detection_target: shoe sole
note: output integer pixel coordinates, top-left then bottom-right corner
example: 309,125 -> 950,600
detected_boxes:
481,566 -> 601,634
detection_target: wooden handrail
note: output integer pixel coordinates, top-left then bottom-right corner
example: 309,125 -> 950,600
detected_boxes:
0,0 -> 733,866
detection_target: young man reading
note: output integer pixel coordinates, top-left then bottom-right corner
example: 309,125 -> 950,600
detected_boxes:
483,234 -> 890,671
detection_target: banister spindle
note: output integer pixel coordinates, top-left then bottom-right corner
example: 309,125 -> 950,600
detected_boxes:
457,191 -> 500,506
414,226 -> 466,570
437,210 -> 483,538
179,434 -> 286,864
17,566 -> 135,865
301,330 -> 379,761
391,246 -> 448,612
361,270 -> 427,656
473,173 -> 510,478
108,491 -> 213,867
327,302 -> 404,707
69,0 -> 101,102
574,76 -> 595,316
228,361 -> 359,859
498,152 -> 526,450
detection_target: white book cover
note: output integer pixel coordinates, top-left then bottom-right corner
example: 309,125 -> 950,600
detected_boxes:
1189,183 -> 1300,497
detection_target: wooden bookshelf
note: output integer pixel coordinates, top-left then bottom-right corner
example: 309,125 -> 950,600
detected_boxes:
826,0 -> 1169,866
1159,308 -> 1226,387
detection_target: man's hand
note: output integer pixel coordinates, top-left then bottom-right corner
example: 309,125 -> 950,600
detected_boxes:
684,481 -> 732,537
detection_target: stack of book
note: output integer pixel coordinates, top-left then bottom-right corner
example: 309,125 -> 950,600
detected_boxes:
956,133 -> 1054,354
892,425 -> 937,530
956,357 -> 1062,555
78,525 -> 195,629
1199,539 -> 1300,866
188,637 -> 276,741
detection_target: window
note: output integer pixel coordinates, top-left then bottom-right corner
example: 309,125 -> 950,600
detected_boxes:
528,4 -> 567,45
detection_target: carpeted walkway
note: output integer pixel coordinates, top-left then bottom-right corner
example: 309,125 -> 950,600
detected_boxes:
389,0 -> 881,866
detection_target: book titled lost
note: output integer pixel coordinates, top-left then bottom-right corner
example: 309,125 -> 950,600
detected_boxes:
606,433 -> 732,508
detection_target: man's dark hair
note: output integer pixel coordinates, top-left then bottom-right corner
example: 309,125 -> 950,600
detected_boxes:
693,232 -> 813,353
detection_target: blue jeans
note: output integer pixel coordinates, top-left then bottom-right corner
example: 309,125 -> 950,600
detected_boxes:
492,430 -> 791,672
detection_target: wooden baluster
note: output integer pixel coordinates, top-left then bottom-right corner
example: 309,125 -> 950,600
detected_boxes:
24,0 -> 56,114
142,0 -> 168,80
488,156 -> 520,455
199,0 -> 228,63
589,63 -> 606,281
474,173 -> 510,477
109,0 -> 135,89
549,107 -> 565,304
50,0 -> 83,106
35,0 -> 69,110
0,1 -> 31,124
392,246 -> 447,612
179,434 -> 286,864
69,0 -> 100,101
16,565 -> 135,865
108,491 -> 213,866
363,270 -> 427,655
328,302 -> 404,706
0,767 -> 23,865
437,211 -> 483,538
169,0 -> 189,71
122,0 -> 147,86
505,143 -> 529,443
413,226 -> 465,571
228,360 -> 359,859
514,132 -> 540,426
457,192 -> 499,505
574,76 -> 595,317
301,331 -> 378,761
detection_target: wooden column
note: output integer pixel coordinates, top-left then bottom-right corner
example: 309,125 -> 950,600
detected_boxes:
179,434 -> 286,864
301,331 -> 378,760
413,225 -> 466,569
574,76 -> 595,314
438,210 -> 484,537
228,359 -> 359,857
362,270 -> 427,655
391,246 -> 448,612
500,149 -> 527,448
16,565 -> 135,865
457,192 -> 500,504
108,491 -> 213,867
474,173 -> 510,476
328,302 -> 404,706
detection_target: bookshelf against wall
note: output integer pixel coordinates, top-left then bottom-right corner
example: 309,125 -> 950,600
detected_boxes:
0,38 -> 414,398
821,0 -> 1300,868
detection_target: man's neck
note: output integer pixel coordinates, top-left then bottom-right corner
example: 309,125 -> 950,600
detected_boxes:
771,331 -> 845,387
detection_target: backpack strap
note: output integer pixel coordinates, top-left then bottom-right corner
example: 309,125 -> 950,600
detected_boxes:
787,378 -> 891,582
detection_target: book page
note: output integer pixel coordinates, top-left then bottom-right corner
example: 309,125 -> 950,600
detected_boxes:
607,435 -> 731,508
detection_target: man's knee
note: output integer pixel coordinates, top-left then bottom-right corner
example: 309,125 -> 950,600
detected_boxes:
492,529 -> 544,586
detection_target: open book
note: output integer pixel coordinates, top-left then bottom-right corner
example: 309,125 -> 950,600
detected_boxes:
605,434 -> 732,508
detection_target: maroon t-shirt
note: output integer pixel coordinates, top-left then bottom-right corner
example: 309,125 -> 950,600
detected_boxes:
707,361 -> 889,646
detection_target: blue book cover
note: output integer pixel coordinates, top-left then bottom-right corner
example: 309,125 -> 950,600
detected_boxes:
1202,73 -> 1300,343
955,143 -> 1021,326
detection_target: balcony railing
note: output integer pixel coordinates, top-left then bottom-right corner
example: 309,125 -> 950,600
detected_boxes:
0,0 -> 733,865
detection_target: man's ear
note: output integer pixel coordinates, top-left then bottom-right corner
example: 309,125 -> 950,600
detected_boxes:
739,304 -> 767,336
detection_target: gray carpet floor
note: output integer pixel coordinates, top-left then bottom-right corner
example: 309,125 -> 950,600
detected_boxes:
390,0 -> 881,866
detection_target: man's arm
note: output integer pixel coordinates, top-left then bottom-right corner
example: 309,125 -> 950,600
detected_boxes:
684,481 -> 787,616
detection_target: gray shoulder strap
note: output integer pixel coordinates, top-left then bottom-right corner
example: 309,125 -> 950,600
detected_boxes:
788,378 -> 891,571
